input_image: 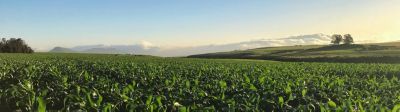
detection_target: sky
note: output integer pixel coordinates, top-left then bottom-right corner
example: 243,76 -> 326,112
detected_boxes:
1,0 -> 400,51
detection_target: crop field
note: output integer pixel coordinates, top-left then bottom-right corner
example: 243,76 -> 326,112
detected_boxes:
0,53 -> 399,111
189,44 -> 400,63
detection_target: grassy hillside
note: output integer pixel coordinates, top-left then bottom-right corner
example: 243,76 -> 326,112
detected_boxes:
188,42 -> 400,63
49,47 -> 77,53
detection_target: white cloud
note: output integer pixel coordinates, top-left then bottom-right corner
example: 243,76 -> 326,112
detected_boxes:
139,41 -> 156,50
154,33 -> 333,56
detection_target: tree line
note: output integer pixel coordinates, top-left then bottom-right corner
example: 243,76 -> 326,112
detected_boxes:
331,34 -> 354,45
0,38 -> 34,53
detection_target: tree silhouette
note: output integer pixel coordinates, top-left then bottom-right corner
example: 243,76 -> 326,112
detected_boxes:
0,38 -> 34,53
331,34 -> 343,45
343,34 -> 354,45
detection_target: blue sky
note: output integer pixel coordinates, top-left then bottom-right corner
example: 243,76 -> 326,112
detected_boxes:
1,0 -> 399,51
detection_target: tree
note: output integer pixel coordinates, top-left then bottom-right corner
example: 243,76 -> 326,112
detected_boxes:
343,34 -> 354,45
0,38 -> 34,53
331,34 -> 343,45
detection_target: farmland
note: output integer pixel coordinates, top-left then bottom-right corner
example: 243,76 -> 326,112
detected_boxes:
0,53 -> 399,111
189,42 -> 400,63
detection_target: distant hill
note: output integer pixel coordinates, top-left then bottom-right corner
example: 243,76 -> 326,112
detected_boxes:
46,34 -> 334,56
49,46 -> 127,54
49,47 -> 76,53
48,44 -> 161,55
82,48 -> 125,54
188,41 -> 400,63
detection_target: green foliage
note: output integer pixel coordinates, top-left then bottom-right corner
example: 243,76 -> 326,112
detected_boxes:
37,96 -> 46,112
0,53 -> 399,111
327,100 -> 336,108
343,34 -> 354,45
0,38 -> 34,53
331,34 -> 343,45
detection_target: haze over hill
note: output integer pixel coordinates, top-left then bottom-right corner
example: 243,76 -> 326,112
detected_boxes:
50,33 -> 375,56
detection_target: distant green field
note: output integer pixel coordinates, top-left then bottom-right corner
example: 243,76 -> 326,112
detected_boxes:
0,53 -> 399,111
189,42 -> 400,63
